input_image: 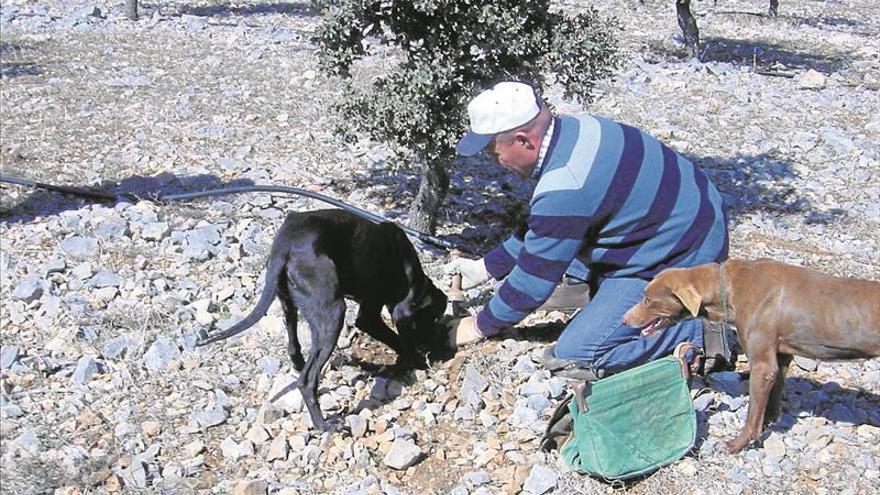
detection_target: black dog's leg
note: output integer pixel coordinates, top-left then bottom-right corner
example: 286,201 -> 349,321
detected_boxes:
354,304 -> 417,365
769,0 -> 779,17
298,299 -> 346,431
278,274 -> 305,371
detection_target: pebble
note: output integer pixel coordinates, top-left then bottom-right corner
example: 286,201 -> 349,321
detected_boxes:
141,222 -> 170,241
59,236 -> 98,259
101,335 -> 134,360
142,337 -> 181,372
382,438 -> 422,470
0,345 -> 20,369
90,270 -> 122,288
70,355 -> 102,385
232,479 -> 268,495
763,432 -> 787,461
192,405 -> 228,428
12,276 -> 43,302
522,465 -> 558,495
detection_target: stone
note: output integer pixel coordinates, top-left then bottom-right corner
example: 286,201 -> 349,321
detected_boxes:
101,336 -> 134,360
184,440 -> 205,458
142,337 -> 181,372
793,356 -> 819,372
95,220 -> 128,241
221,438 -> 254,461
90,270 -> 123,288
141,421 -> 161,438
11,429 -> 41,455
71,356 -> 102,386
0,346 -> 20,369
522,465 -> 558,495
707,371 -> 747,396
73,4 -> 102,19
141,222 -> 170,241
192,405 -> 228,428
71,262 -> 94,280
257,355 -> 281,375
763,433 -> 786,461
267,373 -> 304,413
382,438 -> 422,470
462,471 -> 492,487
246,425 -> 270,444
257,403 -> 285,425
43,258 -> 66,275
266,434 -> 289,461
232,480 -> 268,495
59,236 -> 98,259
346,414 -> 368,438
12,276 -> 42,302
796,69 -> 828,90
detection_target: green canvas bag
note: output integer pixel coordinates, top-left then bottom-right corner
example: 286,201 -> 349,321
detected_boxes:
557,343 -> 697,481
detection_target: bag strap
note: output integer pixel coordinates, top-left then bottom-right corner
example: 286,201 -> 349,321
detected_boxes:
673,342 -> 699,381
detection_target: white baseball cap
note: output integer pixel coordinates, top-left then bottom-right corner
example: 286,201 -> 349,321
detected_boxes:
456,81 -> 541,157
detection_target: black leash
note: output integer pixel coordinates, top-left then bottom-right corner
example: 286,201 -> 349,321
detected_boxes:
0,173 -> 457,251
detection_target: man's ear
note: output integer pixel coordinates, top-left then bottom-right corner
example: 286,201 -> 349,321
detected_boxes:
672,285 -> 702,317
515,131 -> 536,150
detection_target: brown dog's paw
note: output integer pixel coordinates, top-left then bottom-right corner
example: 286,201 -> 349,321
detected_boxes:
725,435 -> 752,454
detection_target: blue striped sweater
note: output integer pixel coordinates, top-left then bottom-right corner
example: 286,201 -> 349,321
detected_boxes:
477,115 -> 729,336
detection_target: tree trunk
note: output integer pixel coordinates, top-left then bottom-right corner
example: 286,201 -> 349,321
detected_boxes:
408,156 -> 449,234
125,0 -> 138,20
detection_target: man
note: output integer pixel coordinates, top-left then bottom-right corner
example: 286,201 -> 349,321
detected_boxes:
445,81 -> 730,380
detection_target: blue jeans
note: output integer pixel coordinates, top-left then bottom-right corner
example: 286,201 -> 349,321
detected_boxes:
553,277 -> 703,372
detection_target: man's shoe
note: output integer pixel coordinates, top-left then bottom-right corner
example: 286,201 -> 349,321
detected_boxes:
541,345 -> 605,381
537,278 -> 590,313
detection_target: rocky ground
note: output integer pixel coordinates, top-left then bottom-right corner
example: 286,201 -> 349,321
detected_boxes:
1,1 -> 879,494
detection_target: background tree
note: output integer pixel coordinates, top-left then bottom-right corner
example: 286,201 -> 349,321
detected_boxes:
125,0 -> 138,20
315,0 -> 619,232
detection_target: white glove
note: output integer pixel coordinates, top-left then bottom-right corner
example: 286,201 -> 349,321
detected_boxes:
444,257 -> 491,290
444,316 -> 486,349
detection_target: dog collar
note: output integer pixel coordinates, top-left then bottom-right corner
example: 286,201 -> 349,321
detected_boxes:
718,262 -> 731,323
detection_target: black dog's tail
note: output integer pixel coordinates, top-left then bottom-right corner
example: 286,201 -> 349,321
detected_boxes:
196,252 -> 288,347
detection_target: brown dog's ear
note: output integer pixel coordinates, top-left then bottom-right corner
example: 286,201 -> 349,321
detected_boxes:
672,285 -> 702,317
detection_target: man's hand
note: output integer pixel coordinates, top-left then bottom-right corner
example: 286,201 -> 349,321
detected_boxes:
445,316 -> 485,349
444,257 -> 490,290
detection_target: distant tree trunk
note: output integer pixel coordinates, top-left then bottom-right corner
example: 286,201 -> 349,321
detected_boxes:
408,157 -> 449,234
675,0 -> 700,59
125,0 -> 138,20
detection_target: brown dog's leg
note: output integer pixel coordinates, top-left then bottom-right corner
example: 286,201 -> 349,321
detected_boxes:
727,345 -> 780,453
765,353 -> 792,425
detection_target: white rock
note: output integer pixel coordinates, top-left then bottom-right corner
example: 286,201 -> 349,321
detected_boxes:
523,465 -> 558,495
382,438 -> 422,470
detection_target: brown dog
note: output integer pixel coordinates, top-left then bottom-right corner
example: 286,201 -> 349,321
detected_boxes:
622,258 -> 880,453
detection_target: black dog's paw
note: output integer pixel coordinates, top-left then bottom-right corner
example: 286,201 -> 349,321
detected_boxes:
289,353 -> 305,372
393,353 -> 429,372
315,416 -> 348,433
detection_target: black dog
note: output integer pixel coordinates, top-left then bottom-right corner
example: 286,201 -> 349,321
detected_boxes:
197,209 -> 447,431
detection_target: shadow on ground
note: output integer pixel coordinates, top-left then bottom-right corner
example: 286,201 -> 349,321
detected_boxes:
176,1 -> 319,18
647,35 -> 852,73
0,40 -> 43,79
701,374 -> 880,437
0,172 -> 256,224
